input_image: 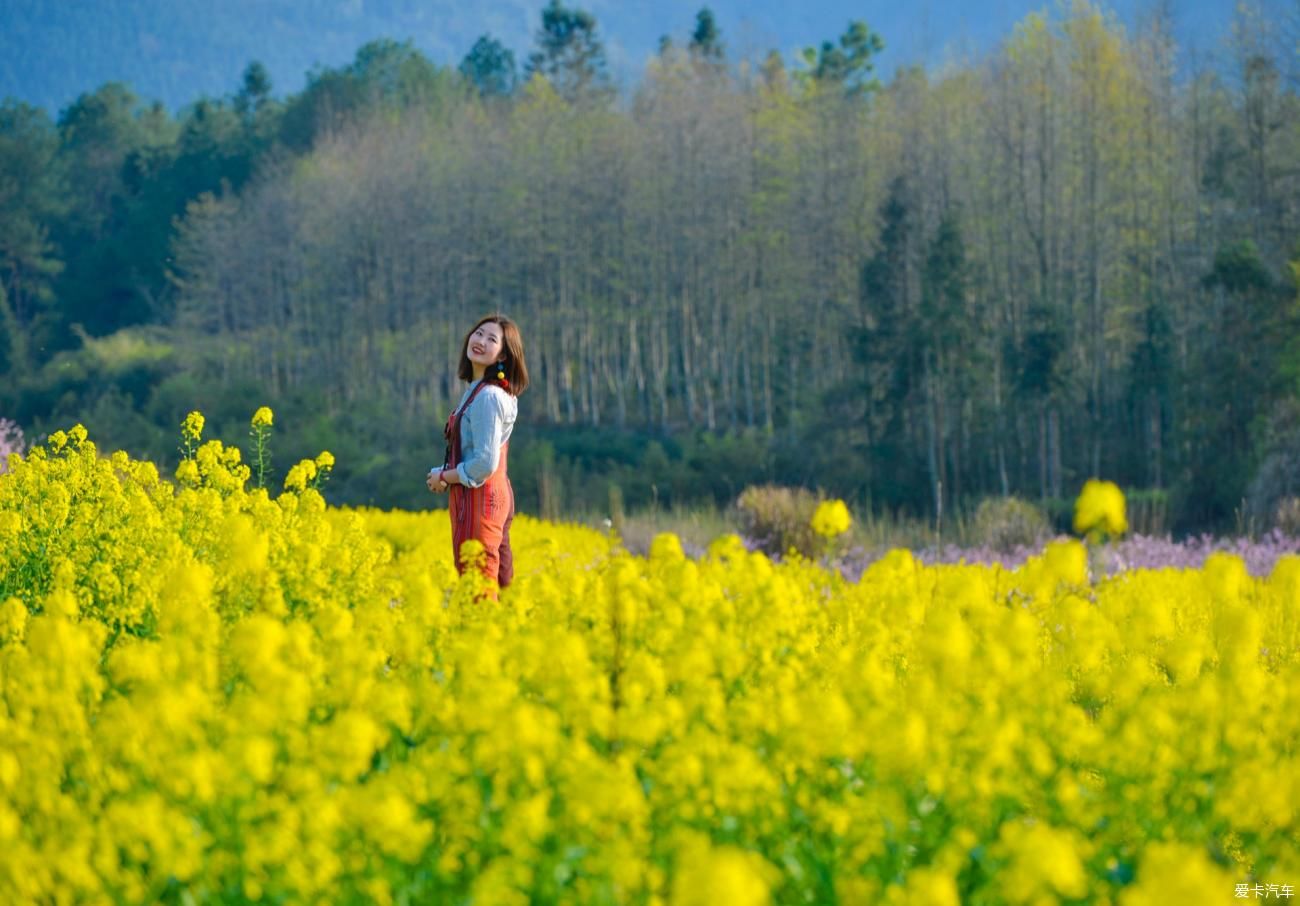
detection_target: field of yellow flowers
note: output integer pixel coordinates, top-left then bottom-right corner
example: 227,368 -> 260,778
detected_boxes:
2,421 -> 1298,905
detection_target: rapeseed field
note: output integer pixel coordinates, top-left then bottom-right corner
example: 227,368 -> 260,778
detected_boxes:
1,420 -> 1296,904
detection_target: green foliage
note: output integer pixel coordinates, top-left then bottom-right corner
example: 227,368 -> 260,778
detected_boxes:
1016,306 -> 1067,401
0,101 -> 65,350
0,285 -> 27,378
689,8 -> 725,65
234,61 -> 273,119
1284,244 -> 1300,396
504,426 -> 774,519
459,35 -> 518,98
279,40 -> 453,151
1125,488 -> 1171,537
920,211 -> 973,354
524,0 -> 611,102
1204,239 -> 1273,294
1246,398 -> 1300,527
799,20 -> 885,95
1181,239 -> 1293,528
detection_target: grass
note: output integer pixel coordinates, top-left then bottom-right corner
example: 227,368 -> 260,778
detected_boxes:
570,501 -> 741,556
567,499 -> 957,558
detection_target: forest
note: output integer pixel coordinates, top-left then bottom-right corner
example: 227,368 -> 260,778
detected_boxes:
1,0 -> 1298,533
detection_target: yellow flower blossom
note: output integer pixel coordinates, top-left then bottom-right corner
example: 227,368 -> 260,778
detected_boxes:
251,407 -> 274,428
284,459 -> 318,493
650,532 -> 686,561
1,422 -> 1297,905
0,597 -> 27,643
811,498 -> 851,537
1119,842 -> 1237,905
995,819 -> 1091,902
175,459 -> 200,485
181,411 -> 205,443
671,842 -> 777,906
1073,478 -> 1127,538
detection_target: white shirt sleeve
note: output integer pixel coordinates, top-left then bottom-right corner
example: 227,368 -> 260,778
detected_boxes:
455,388 -> 510,488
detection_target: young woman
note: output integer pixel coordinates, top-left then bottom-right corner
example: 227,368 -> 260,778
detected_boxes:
427,315 -> 529,589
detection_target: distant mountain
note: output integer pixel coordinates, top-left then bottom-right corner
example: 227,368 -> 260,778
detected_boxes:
0,0 -> 1242,115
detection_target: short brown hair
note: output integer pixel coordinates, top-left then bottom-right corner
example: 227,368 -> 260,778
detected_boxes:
457,314 -> 529,396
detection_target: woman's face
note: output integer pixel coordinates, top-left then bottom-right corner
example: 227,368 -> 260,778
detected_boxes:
467,321 -> 506,369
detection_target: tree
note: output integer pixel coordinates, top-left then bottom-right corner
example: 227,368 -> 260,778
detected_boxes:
56,83 -> 150,238
0,101 -> 65,344
1180,239 -> 1284,524
111,4 -> 1299,523
1015,305 -> 1068,501
279,40 -> 451,150
848,178 -> 926,508
1125,300 -> 1174,489
759,50 -> 787,92
524,0 -> 612,103
51,84 -> 182,340
919,210 -> 978,513
689,8 -> 724,66
234,61 -> 272,119
800,21 -> 885,96
460,35 -> 518,98
0,283 -> 28,378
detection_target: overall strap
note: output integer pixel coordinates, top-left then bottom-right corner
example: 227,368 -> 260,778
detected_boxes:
454,379 -> 494,419
445,379 -> 498,466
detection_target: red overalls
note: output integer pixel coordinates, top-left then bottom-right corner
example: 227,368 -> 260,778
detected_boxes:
444,381 -> 515,588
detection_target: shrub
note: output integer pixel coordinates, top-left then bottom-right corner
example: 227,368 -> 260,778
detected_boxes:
735,484 -> 823,558
971,496 -> 1051,552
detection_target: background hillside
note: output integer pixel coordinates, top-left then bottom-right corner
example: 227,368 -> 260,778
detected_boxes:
1,0 -> 1298,536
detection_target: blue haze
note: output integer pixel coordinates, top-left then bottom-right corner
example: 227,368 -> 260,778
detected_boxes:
0,0 -> 1242,115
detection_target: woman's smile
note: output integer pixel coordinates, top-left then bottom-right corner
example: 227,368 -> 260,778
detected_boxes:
467,325 -> 504,367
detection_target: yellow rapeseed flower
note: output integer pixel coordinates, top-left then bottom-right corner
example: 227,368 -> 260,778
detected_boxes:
811,499 -> 852,538
1118,842 -> 1237,905
175,460 -> 200,485
995,819 -> 1091,902
1073,479 -> 1127,538
0,597 -> 27,643
671,843 -> 776,906
283,459 -> 318,493
650,532 -> 686,561
251,407 -> 274,428
5,421 -> 1300,905
181,411 -> 205,443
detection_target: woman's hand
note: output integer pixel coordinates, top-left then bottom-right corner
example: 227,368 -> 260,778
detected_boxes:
427,469 -> 450,493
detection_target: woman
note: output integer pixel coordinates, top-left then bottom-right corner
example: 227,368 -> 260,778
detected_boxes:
428,314 -> 529,589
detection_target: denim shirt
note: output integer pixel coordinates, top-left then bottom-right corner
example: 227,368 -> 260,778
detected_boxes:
442,380 -> 516,488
